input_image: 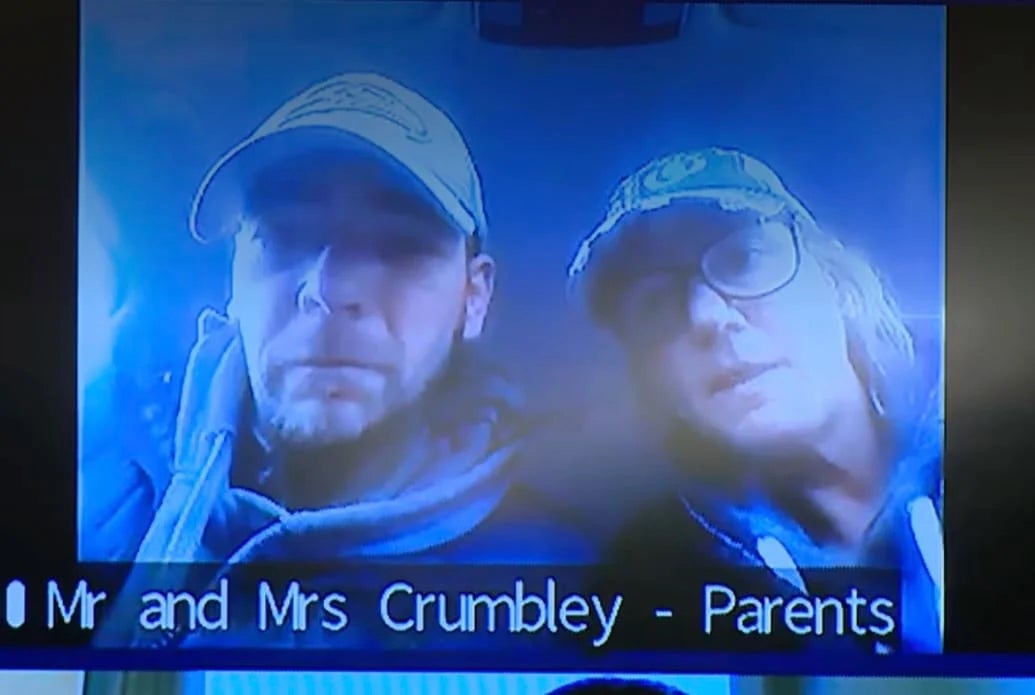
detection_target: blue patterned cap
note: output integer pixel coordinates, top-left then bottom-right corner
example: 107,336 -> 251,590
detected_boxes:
568,147 -> 814,280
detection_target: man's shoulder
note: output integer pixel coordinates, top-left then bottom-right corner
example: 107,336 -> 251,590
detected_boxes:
441,413 -> 694,565
79,452 -> 159,561
509,414 -> 686,545
441,480 -> 600,564
79,427 -> 172,561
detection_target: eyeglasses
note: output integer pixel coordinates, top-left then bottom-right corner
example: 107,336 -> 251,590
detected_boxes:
612,215 -> 802,346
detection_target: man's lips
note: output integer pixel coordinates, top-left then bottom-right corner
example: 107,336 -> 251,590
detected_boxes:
286,357 -> 388,372
708,362 -> 782,395
282,358 -> 389,400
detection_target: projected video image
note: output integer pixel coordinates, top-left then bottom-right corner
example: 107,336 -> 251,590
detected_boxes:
19,672 -> 1035,695
78,1 -> 943,659
196,672 -> 726,695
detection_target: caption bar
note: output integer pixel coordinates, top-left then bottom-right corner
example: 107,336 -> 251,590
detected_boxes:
1,565 -> 902,654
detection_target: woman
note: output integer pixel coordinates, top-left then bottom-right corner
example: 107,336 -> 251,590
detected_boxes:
569,147 -> 942,653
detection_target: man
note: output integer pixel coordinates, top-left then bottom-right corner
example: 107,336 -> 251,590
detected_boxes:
569,148 -> 942,653
83,73 -> 591,644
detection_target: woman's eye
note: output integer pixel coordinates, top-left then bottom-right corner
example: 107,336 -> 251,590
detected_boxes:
712,240 -> 771,276
620,275 -> 685,322
732,245 -> 764,267
628,275 -> 680,303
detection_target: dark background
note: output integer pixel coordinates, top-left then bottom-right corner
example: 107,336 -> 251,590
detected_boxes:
0,0 -> 1034,669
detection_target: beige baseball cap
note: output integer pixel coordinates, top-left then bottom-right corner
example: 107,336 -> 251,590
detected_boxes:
190,72 -> 487,244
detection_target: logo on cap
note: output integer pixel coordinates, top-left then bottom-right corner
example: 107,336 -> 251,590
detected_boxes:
608,152 -> 709,218
276,78 -> 432,144
639,152 -> 708,194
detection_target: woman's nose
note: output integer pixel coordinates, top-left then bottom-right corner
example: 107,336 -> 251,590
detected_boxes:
685,279 -> 748,345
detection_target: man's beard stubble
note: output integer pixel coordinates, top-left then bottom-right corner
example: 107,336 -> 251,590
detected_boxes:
254,318 -> 468,453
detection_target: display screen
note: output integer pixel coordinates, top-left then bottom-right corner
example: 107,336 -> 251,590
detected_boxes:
63,0 -> 950,673
15,671 -> 1035,695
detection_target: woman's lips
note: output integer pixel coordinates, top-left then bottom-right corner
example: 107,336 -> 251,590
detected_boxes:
709,361 -> 782,396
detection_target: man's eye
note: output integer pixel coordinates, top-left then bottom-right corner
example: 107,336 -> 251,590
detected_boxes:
375,231 -> 447,262
379,239 -> 427,261
243,227 -> 313,272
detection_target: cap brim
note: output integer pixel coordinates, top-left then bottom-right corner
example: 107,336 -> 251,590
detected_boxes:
190,125 -> 476,243
567,187 -> 797,281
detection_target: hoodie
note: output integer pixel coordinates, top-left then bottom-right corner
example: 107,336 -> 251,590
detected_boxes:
597,407 -> 943,655
88,309 -> 594,647
681,425 -> 942,653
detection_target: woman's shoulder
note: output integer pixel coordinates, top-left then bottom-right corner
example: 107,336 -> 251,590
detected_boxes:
892,403 -> 943,509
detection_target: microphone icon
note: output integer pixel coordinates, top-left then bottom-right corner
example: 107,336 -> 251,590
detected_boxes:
5,580 -> 26,629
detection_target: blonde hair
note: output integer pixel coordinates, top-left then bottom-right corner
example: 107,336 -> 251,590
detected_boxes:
601,204 -> 924,451
794,212 -> 917,426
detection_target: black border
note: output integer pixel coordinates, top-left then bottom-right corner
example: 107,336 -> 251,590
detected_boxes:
2,0 -> 79,571
2,0 -> 1035,670
942,4 -> 1035,654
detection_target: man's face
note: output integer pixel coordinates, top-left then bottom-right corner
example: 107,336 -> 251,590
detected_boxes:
613,206 -> 860,455
230,154 -> 493,448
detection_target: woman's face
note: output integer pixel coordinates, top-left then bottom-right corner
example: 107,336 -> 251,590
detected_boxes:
615,206 -> 861,454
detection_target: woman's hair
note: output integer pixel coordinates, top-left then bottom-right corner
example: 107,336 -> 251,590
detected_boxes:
607,206 -> 922,469
793,211 -> 917,428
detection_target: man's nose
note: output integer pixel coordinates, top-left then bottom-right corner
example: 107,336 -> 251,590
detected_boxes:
685,279 -> 747,346
295,245 -> 376,317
